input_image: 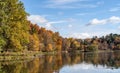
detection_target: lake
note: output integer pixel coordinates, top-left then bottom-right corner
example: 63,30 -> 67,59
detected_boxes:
0,51 -> 120,73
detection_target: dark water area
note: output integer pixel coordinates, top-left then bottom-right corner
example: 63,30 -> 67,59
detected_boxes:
1,51 -> 120,73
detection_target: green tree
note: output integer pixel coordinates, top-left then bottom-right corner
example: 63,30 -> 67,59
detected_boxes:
0,0 -> 30,51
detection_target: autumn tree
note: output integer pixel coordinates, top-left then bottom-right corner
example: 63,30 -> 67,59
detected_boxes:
0,0 -> 30,51
55,38 -> 62,51
62,38 -> 70,51
28,34 -> 40,51
28,23 -> 40,51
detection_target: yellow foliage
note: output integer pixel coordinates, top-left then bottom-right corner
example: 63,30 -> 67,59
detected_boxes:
46,44 -> 53,52
29,34 -> 40,51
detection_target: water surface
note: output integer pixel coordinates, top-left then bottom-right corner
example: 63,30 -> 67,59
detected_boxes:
0,51 -> 120,73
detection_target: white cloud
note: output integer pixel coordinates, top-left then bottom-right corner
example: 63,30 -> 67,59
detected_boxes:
63,29 -> 119,39
68,33 -> 90,39
87,16 -> 120,25
109,16 -> 120,23
87,18 -> 107,25
27,15 -> 47,24
27,15 -> 66,30
45,21 -> 66,28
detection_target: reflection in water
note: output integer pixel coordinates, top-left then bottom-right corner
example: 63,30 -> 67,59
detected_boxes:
1,51 -> 120,73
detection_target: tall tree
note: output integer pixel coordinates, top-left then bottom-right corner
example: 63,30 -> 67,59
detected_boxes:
0,0 -> 30,51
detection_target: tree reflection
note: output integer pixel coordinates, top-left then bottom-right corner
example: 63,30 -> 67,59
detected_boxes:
1,51 -> 120,73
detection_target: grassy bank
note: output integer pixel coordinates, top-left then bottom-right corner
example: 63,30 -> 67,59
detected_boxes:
0,51 -> 60,61
0,51 -> 43,61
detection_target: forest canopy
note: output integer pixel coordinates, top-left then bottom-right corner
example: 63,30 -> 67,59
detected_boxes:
0,0 -> 120,52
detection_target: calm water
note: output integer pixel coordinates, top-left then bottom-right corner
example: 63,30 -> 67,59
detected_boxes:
0,52 -> 120,73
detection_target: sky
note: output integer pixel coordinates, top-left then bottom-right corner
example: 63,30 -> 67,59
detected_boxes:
21,0 -> 120,39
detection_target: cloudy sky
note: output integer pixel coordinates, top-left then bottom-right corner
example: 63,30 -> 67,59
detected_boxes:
21,0 -> 120,39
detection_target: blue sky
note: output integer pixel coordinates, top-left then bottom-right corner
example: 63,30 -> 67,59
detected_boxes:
21,0 -> 120,39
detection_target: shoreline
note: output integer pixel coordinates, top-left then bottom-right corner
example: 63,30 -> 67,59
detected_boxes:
0,50 -> 119,61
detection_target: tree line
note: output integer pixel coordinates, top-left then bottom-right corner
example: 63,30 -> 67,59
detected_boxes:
0,0 -> 120,52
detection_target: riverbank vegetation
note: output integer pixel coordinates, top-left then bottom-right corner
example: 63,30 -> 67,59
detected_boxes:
0,0 -> 120,55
